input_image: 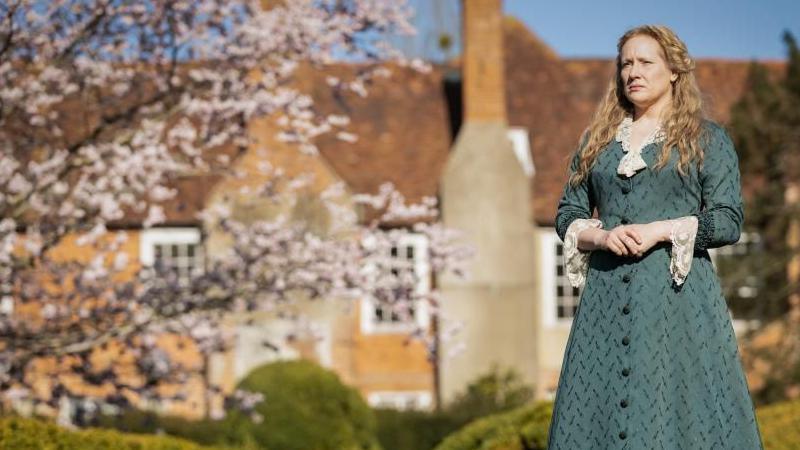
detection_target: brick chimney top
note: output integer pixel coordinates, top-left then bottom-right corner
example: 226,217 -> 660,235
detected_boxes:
462,0 -> 507,123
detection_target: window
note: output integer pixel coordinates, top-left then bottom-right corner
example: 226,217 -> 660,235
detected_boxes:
710,231 -> 762,299
555,241 -> 581,319
709,231 -> 763,332
540,230 -> 581,327
367,391 -> 433,411
360,232 -> 431,334
140,228 -> 203,286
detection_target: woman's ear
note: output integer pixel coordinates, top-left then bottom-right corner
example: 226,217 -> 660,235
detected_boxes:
670,72 -> 678,83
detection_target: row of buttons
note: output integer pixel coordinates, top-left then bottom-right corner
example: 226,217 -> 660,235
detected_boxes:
619,270 -> 632,441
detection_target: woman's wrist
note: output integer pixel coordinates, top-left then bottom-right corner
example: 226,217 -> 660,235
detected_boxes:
576,227 -> 606,251
649,220 -> 674,242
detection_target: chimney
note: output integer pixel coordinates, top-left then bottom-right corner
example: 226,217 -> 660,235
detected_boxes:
462,0 -> 507,123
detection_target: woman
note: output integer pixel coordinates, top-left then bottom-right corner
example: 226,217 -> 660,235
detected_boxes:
546,25 -> 764,449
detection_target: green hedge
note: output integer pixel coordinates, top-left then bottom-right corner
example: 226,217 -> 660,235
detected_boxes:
94,408 -> 256,448
374,408 -> 463,450
95,360 -> 381,450
374,364 -> 536,450
0,415 -> 227,450
236,359 -> 381,450
434,397 -> 800,450
433,401 -> 553,450
757,397 -> 800,449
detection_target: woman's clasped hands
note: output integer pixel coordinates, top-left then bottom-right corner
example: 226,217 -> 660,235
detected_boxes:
596,223 -> 664,258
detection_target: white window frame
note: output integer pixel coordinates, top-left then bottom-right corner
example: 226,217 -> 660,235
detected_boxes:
139,227 -> 203,284
360,232 -> 431,334
708,231 -> 763,334
540,229 -> 578,328
366,390 -> 433,411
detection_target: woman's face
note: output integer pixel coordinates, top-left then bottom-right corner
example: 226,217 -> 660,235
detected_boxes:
619,34 -> 677,110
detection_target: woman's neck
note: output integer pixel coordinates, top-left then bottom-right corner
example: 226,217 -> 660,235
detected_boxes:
633,94 -> 672,122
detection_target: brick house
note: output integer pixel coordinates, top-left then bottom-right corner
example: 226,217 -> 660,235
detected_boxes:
13,9 -> 786,419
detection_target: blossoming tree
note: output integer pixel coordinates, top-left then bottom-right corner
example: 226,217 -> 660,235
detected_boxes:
0,0 -> 473,422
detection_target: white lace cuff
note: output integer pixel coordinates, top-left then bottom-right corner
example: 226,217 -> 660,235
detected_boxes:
563,218 -> 603,290
669,216 -> 699,286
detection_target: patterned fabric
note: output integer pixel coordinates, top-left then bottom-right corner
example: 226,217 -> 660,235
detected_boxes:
563,117 -> 701,289
549,120 -> 763,449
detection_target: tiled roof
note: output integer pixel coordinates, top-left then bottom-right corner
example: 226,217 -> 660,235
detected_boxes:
304,16 -> 786,227
93,17 -> 788,228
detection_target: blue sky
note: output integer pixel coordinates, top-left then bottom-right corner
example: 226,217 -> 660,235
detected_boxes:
505,0 -> 799,60
397,0 -> 800,61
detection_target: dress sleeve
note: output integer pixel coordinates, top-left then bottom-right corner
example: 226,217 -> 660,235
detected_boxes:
555,139 -> 603,289
668,215 -> 699,286
692,124 -> 745,251
555,139 -> 598,242
563,218 -> 603,289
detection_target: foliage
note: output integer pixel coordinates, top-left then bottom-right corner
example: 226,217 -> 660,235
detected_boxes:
374,408 -> 463,450
93,408 -> 257,448
97,360 -> 383,450
727,30 -> 800,405
445,363 -> 534,424
756,397 -> 800,450
431,397 -> 800,450
432,401 -> 553,450
0,415 -> 231,450
375,365 -> 535,450
235,359 -> 381,450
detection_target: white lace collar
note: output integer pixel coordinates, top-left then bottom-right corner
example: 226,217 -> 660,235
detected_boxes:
614,114 -> 666,177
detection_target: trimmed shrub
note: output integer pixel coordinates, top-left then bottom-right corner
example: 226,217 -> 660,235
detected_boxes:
94,408 -> 256,448
432,401 -> 553,450
236,359 -> 381,450
375,365 -> 536,450
0,415 -> 228,449
374,408 -> 463,450
434,397 -> 800,450
95,360 -> 379,449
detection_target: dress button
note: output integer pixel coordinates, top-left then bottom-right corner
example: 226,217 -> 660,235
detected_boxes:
621,217 -> 630,224
621,184 -> 631,194
622,274 -> 631,283
622,336 -> 630,346
619,431 -> 627,440
622,367 -> 630,376
622,305 -> 631,315
620,399 -> 628,408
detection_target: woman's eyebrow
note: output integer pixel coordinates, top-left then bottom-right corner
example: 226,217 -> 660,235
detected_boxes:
621,55 -> 651,62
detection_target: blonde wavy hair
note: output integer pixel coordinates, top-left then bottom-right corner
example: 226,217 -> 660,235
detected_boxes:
568,24 -> 711,187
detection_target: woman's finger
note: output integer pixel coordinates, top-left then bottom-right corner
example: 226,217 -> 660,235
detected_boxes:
625,228 -> 643,245
612,235 -> 628,255
605,235 -> 619,255
621,235 -> 639,253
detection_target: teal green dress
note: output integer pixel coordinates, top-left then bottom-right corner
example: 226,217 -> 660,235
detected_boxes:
547,120 -> 764,449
